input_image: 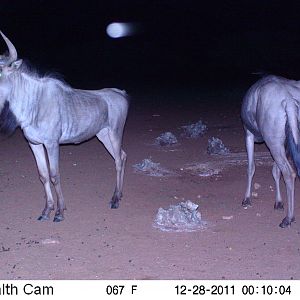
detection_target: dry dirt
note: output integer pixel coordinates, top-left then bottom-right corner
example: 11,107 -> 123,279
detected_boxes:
1,86 -> 300,280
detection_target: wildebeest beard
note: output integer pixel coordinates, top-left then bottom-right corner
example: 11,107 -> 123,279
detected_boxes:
0,101 -> 19,137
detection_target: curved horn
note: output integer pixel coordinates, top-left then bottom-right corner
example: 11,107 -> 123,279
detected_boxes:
0,31 -> 18,65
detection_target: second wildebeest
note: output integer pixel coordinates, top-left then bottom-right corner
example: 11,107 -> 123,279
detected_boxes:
0,31 -> 129,222
241,75 -> 300,228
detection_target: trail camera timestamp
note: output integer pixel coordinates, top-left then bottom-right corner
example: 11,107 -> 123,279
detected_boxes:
175,284 -> 235,296
175,284 -> 292,296
241,285 -> 291,296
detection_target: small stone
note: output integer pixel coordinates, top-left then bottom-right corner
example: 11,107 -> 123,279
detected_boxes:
254,183 -> 261,190
222,215 -> 233,220
41,239 -> 60,245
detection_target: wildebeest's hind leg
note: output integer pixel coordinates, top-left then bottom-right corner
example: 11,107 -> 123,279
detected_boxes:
29,143 -> 54,220
242,129 -> 255,207
272,163 -> 284,210
45,143 -> 66,222
96,128 -> 127,209
268,145 -> 296,227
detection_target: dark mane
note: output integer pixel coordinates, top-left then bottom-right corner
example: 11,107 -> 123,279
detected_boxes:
19,60 -> 71,88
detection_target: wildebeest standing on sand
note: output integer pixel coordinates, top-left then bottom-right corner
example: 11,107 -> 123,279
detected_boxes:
0,31 -> 129,222
241,75 -> 300,228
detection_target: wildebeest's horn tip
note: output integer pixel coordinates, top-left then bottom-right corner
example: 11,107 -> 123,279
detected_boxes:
0,30 -> 18,62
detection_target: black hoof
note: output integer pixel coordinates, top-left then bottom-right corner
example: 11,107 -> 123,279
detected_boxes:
274,202 -> 284,210
279,217 -> 295,228
110,200 -> 119,209
242,197 -> 252,207
37,215 -> 50,221
53,215 -> 64,222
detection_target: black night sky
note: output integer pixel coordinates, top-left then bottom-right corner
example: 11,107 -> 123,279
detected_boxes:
2,0 -> 300,90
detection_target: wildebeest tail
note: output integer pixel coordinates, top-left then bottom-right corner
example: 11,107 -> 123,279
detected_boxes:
285,98 -> 300,176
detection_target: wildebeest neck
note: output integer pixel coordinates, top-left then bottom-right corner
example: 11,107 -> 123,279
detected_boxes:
0,100 -> 19,136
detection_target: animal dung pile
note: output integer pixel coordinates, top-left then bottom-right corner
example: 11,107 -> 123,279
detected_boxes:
133,158 -> 174,177
181,120 -> 207,138
184,151 -> 272,177
153,200 -> 206,232
155,132 -> 178,146
207,137 -> 230,155
186,162 -> 223,177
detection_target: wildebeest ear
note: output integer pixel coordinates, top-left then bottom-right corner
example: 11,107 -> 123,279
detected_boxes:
11,59 -> 23,69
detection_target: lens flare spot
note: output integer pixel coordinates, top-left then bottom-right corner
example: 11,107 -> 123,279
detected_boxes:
106,22 -> 137,38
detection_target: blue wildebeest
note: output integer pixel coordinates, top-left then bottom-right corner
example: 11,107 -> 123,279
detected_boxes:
241,75 -> 300,228
0,31 -> 128,222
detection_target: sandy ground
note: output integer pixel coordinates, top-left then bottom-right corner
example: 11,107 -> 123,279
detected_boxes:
0,84 -> 300,280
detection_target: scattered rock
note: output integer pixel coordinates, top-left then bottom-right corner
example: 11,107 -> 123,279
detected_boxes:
222,215 -> 233,220
41,239 -> 60,245
254,183 -> 261,190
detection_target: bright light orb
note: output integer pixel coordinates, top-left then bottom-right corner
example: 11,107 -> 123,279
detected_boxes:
106,22 -> 133,38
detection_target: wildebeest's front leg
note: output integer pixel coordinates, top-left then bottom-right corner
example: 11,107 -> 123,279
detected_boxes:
45,143 -> 66,222
29,143 -> 54,220
242,129 -> 255,207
